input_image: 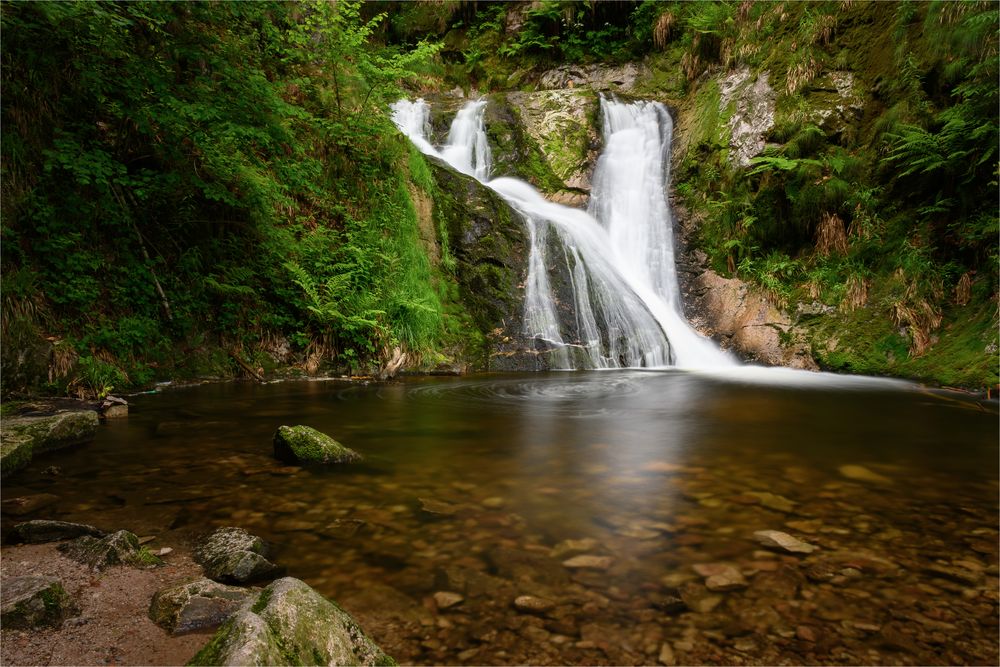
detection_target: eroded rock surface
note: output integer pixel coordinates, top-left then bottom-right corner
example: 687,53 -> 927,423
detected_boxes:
189,577 -> 395,666
194,527 -> 281,584
718,68 -> 776,168
150,578 -> 254,634
0,575 -> 78,629
506,89 -> 600,192
58,530 -> 163,570
537,63 -> 648,94
686,269 -> 817,369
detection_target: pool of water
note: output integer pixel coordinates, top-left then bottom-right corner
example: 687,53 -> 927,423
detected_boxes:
4,370 -> 998,665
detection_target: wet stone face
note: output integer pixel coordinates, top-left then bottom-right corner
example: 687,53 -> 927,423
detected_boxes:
2,375 -> 997,665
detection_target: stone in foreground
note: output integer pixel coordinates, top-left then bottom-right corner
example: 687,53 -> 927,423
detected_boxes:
0,576 -> 79,628
150,578 -> 255,634
188,577 -> 396,666
194,527 -> 281,584
272,425 -> 362,465
14,519 -> 105,543
753,530 -> 818,554
58,530 -> 163,569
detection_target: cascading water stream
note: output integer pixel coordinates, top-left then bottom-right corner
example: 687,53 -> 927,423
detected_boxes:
390,96 -> 734,370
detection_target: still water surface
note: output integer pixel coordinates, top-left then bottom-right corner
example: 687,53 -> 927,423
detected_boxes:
6,371 -> 998,664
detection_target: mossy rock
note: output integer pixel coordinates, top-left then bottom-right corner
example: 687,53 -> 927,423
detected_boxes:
189,577 -> 396,667
272,425 -> 361,465
0,576 -> 79,629
482,94 -> 566,192
428,160 -> 545,371
58,529 -> 163,570
194,527 -> 281,584
150,577 -> 254,635
14,519 -> 105,544
0,411 -> 99,479
504,89 -> 600,192
0,436 -> 33,480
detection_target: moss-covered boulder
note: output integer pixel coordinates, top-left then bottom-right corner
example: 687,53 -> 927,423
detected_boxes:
272,425 -> 361,465
0,576 -> 79,628
13,519 -> 105,544
58,529 -> 163,570
0,410 -> 99,479
189,577 -> 395,667
194,527 -> 281,584
150,577 -> 254,635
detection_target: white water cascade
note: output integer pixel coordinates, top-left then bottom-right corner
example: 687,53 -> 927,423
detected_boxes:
390,96 -> 734,370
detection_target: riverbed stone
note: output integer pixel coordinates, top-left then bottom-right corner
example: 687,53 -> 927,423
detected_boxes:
753,530 -> 818,554
150,578 -> 254,634
13,519 -> 105,543
562,555 -> 613,570
433,591 -> 464,610
0,576 -> 79,629
194,527 -> 281,584
0,411 -> 98,479
838,464 -> 892,484
58,530 -> 163,569
513,595 -> 555,615
189,577 -> 396,666
273,425 -> 362,465
693,564 -> 748,591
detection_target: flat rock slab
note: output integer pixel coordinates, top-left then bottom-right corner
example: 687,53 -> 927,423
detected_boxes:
194,527 -> 281,584
59,529 -> 163,570
0,411 -> 98,479
150,578 -> 255,634
189,577 -> 396,666
273,425 -> 362,465
562,555 -> 613,570
0,575 -> 79,628
1,493 -> 60,516
753,530 -> 818,554
838,464 -> 892,484
693,563 -> 748,591
14,519 -> 105,543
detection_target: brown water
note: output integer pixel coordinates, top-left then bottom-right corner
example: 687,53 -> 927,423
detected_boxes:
4,370 -> 998,665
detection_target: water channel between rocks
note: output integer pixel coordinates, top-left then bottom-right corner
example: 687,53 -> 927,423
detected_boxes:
4,372 -> 998,665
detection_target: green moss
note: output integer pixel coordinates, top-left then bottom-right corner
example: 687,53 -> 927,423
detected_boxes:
0,436 -> 33,478
274,425 -> 361,465
251,587 -> 273,614
806,291 -> 998,389
187,617 -> 234,666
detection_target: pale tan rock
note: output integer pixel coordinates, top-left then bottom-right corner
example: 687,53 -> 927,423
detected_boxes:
562,554 -> 613,570
838,464 -> 892,484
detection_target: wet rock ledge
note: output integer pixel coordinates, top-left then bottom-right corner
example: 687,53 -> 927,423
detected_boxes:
0,410 -> 98,479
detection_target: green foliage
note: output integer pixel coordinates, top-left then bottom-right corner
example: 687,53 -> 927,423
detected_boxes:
2,0 -> 453,391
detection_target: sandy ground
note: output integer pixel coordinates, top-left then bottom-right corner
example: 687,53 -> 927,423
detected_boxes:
1,542 -> 213,666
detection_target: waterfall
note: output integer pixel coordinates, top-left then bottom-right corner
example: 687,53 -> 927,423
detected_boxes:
390,96 -> 734,370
